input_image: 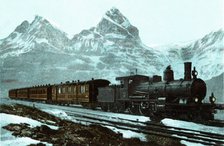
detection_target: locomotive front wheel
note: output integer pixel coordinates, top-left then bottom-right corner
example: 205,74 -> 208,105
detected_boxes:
128,103 -> 140,115
139,102 -> 150,116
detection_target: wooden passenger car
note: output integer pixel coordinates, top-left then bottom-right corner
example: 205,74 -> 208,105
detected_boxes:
16,88 -> 29,99
8,89 -> 17,99
8,79 -> 110,109
51,79 -> 110,105
29,85 -> 51,101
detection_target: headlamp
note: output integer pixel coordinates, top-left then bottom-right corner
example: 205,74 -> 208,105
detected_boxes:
194,98 -> 198,103
209,93 -> 216,104
211,97 -> 216,103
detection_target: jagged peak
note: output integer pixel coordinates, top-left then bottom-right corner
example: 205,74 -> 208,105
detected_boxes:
28,15 -> 68,37
106,7 -> 121,17
15,20 -> 30,33
96,7 -> 140,40
34,15 -> 44,21
30,15 -> 51,27
104,7 -> 131,28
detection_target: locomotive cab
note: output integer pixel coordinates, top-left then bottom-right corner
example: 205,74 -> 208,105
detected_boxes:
116,75 -> 150,99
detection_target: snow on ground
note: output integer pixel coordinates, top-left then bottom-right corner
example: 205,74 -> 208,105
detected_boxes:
42,107 -> 149,141
180,140 -> 204,146
42,108 -> 73,121
105,125 -> 147,141
0,113 -> 57,146
1,135 -> 47,146
2,98 -> 224,145
161,118 -> 224,135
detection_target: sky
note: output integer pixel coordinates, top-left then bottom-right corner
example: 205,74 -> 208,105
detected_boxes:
0,0 -> 223,46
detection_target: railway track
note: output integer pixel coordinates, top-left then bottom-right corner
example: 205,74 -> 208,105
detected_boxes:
5,99 -> 224,145
7,98 -> 224,126
55,108 -> 224,146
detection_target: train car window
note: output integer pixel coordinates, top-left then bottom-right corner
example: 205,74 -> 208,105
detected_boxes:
81,85 -> 85,93
66,87 -> 68,93
62,87 -> 65,94
71,86 -> 74,93
74,86 -> 76,93
68,87 -> 71,93
58,88 -> 61,94
85,85 -> 89,92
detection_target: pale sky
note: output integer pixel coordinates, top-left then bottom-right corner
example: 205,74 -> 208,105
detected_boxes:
0,0 -> 223,46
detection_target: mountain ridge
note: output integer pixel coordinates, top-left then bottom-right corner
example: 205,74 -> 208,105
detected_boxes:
0,8 -> 223,99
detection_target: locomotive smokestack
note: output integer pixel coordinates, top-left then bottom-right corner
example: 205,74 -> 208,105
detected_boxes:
184,62 -> 192,80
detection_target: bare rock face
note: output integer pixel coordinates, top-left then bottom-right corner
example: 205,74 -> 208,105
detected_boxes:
15,20 -> 30,33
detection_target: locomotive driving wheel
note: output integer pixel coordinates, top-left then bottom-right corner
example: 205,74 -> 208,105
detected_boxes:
128,102 -> 140,115
139,101 -> 150,116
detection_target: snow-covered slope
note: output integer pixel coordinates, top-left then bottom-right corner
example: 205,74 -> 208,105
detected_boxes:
184,30 -> 224,79
158,29 -> 224,80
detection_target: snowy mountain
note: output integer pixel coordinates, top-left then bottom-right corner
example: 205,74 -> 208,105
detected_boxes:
0,15 -> 70,59
159,29 -> 224,80
71,7 -> 141,53
0,8 -> 223,100
0,8 -> 167,97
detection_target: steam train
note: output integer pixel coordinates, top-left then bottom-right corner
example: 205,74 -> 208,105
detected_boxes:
9,62 -> 218,121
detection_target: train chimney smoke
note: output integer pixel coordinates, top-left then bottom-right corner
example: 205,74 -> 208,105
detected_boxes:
184,62 -> 192,80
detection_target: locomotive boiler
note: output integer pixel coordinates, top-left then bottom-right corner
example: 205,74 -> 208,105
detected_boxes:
135,62 -> 207,104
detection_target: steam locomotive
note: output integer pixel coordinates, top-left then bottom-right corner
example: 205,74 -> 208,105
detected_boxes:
9,62 -> 217,121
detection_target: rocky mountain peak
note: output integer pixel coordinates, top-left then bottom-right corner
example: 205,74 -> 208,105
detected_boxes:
25,15 -> 70,48
105,7 -> 130,28
30,15 -> 50,28
96,7 -> 140,40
